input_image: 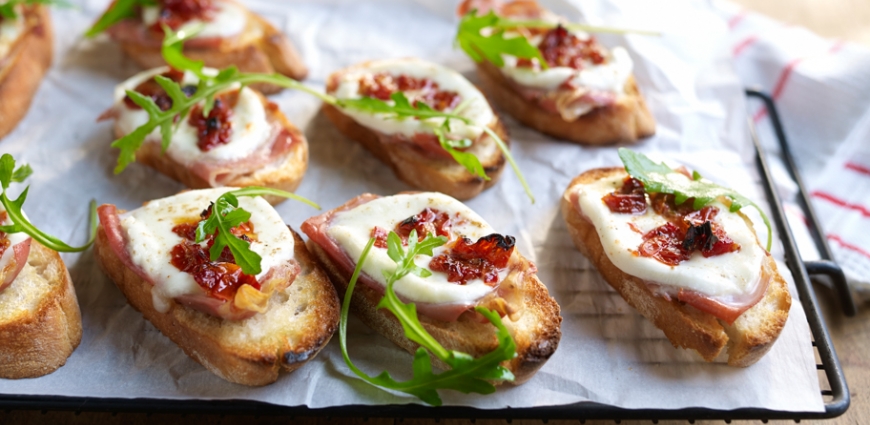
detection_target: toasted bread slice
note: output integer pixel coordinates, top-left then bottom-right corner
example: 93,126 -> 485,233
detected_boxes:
109,1 -> 306,94
561,167 -> 790,366
0,241 -> 82,379
94,226 -> 340,386
114,92 -> 308,206
307,238 -> 561,385
0,5 -> 52,139
322,103 -> 508,200
476,61 -> 655,145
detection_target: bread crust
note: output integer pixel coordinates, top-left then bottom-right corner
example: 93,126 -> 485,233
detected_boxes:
560,167 -> 790,366
113,3 -> 307,94
321,103 -> 508,200
307,240 -> 562,385
476,61 -> 655,145
0,242 -> 82,379
117,92 -> 308,205
0,5 -> 52,139
94,225 -> 340,386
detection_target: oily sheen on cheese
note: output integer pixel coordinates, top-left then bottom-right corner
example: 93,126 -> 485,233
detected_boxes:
118,188 -> 294,313
573,174 -> 765,300
114,67 -> 273,166
141,0 -> 247,39
329,58 -> 495,141
327,193 -> 502,305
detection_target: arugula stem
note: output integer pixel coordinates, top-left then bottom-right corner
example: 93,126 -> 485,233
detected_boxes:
382,277 -> 451,361
480,126 -> 534,203
493,18 -> 661,36
227,186 -> 321,210
339,237 -> 383,383
0,193 -> 95,252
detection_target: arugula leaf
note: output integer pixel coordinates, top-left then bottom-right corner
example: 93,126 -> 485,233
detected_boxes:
618,148 -> 773,251
455,11 -> 548,68
433,124 -> 488,181
193,187 -> 319,275
339,231 -> 517,406
85,0 -> 155,37
0,154 -> 96,252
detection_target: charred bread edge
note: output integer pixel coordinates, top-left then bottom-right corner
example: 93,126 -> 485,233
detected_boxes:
321,103 -> 508,200
0,241 -> 82,379
119,91 -> 308,206
560,167 -> 791,366
94,224 -> 340,386
306,238 -> 562,385
115,5 -> 307,94
476,61 -> 656,145
0,5 -> 52,139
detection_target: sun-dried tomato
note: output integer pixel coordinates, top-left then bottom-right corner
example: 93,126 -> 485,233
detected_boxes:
358,73 -> 461,111
602,177 -> 647,214
189,94 -> 235,152
148,0 -> 217,33
517,25 -> 607,69
372,208 -> 456,248
429,234 -> 515,285
637,205 -> 740,266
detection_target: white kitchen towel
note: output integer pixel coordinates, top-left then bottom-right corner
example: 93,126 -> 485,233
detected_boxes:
712,0 -> 870,295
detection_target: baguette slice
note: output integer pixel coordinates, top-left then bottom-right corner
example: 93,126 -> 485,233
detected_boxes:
113,91 -> 308,206
561,168 -> 791,366
0,5 -> 52,139
477,61 -> 655,145
107,0 -> 306,94
95,225 -> 340,386
304,194 -> 562,384
0,241 -> 82,379
322,104 -> 507,200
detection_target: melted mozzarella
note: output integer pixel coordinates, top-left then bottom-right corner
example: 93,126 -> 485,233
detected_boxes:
119,188 -> 295,313
114,67 -> 273,166
327,193 -> 502,305
0,8 -> 24,61
329,58 -> 495,140
501,46 -> 633,93
141,0 -> 247,39
573,174 -> 765,298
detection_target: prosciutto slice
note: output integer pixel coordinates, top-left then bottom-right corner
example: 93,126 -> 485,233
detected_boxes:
106,19 -> 225,49
301,193 -> 488,323
188,124 -> 299,187
97,204 -> 299,321
456,0 -> 546,18
0,237 -> 31,293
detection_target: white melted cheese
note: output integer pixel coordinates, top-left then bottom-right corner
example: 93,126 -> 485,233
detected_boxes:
119,188 -> 295,313
141,0 -> 247,39
329,58 -> 495,141
573,174 -> 765,298
0,7 -> 24,61
327,193 -> 502,305
114,67 -> 273,167
0,203 -> 31,273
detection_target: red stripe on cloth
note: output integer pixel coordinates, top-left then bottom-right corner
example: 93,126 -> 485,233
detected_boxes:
728,10 -> 748,29
846,162 -> 870,177
811,191 -> 870,218
752,41 -> 845,123
828,234 -> 870,260
733,35 -> 759,57
784,204 -> 808,226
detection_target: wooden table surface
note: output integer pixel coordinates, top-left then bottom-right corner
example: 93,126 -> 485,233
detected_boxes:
4,1 -> 869,424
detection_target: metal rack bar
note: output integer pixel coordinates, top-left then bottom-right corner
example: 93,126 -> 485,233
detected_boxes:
745,89 -> 857,317
0,91 -> 850,421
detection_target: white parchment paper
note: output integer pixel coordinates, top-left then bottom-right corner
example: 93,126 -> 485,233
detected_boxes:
0,0 -> 823,412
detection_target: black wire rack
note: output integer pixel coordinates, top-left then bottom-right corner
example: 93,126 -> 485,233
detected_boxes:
0,90 -> 851,421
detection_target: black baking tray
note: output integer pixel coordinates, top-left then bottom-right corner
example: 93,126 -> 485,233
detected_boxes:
0,90 -> 851,421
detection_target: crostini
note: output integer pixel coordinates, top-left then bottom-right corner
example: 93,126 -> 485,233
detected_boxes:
302,192 -> 562,384
94,188 -> 339,386
323,58 -> 509,200
87,0 -> 307,94
102,66 -> 308,205
0,154 -> 92,379
0,3 -> 52,139
455,0 -> 655,145
560,150 -> 790,366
